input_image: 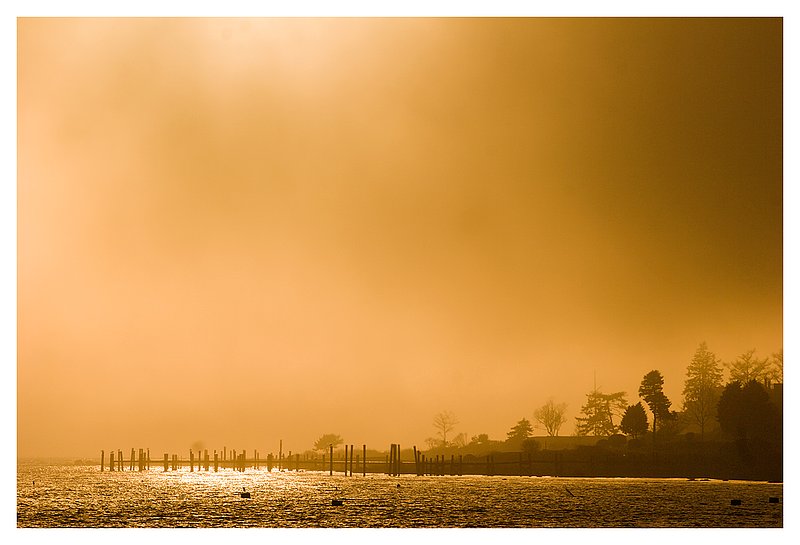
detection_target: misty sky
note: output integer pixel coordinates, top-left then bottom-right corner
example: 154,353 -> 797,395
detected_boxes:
17,18 -> 782,458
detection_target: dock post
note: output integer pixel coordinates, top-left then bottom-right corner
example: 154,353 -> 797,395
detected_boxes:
214,451 -> 219,472
329,444 -> 333,476
130,448 -> 134,471
349,445 -> 354,476
412,446 -> 417,475
163,453 -> 168,471
396,444 -> 401,476
109,451 -> 114,472
223,446 -> 226,464
342,446 -> 347,476
363,444 -> 366,476
451,454 -> 455,476
190,450 -> 194,472
205,449 -> 209,471
147,449 -> 150,470
100,450 -> 105,472
279,440 -> 283,471
459,455 -> 463,476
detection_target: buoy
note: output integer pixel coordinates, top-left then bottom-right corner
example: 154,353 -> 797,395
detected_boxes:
731,499 -> 741,506
332,499 -> 344,506
241,487 -> 250,499
769,497 -> 779,503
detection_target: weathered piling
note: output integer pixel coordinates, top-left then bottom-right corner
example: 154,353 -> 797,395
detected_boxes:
163,453 -> 168,471
100,450 -> 104,472
268,453 -> 274,472
329,445 -> 333,476
349,445 -> 354,476
214,451 -> 219,472
190,450 -> 194,472
396,444 -> 401,476
205,450 -> 209,471
130,448 -> 135,471
363,445 -> 367,477
459,455 -> 463,476
109,451 -> 115,472
147,449 -> 151,470
118,450 -> 123,471
279,440 -> 283,471
139,449 -> 144,471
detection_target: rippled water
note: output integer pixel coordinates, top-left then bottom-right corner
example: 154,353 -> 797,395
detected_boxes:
17,464 -> 782,528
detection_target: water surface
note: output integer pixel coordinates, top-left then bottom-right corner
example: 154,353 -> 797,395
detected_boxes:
17,464 -> 782,528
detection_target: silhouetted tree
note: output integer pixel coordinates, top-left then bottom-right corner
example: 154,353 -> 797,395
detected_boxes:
768,349 -> 783,386
620,403 -> 649,439
682,342 -> 724,440
313,434 -> 344,451
533,399 -> 567,437
575,390 -> 627,436
506,418 -> 533,447
726,349 -> 770,386
639,370 -> 672,445
717,380 -> 778,460
433,411 -> 459,447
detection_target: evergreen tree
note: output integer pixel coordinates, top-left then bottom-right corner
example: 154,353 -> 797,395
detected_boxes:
506,418 -> 533,446
639,370 -> 672,444
620,403 -> 649,438
682,342 -> 723,440
575,390 -> 627,436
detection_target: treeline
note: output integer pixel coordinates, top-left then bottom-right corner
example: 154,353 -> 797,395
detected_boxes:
307,344 -> 781,479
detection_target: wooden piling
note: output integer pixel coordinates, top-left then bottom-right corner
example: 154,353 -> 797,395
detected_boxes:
109,451 -> 115,472
279,440 -> 283,471
205,450 -> 209,471
118,450 -> 123,471
214,451 -> 219,472
349,445 -> 353,476
329,444 -> 333,476
190,450 -> 194,472
459,455 -> 463,476
163,453 -> 168,471
130,448 -> 134,471
100,450 -> 104,472
147,449 -> 151,470
363,445 -> 366,476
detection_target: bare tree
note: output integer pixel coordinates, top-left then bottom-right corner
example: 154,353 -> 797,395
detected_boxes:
433,411 -> 459,447
726,349 -> 770,385
534,399 -> 568,437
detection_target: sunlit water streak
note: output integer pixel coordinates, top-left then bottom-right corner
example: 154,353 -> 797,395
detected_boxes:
17,465 -> 782,528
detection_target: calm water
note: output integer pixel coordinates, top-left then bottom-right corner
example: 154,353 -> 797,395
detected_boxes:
17,464 -> 782,528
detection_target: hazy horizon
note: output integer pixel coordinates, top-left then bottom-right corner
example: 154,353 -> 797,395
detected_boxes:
17,18 -> 781,459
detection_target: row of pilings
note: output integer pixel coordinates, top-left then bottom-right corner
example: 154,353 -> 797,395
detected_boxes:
100,445 -> 560,476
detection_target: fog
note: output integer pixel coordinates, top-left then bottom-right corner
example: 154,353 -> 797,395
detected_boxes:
18,18 -> 781,458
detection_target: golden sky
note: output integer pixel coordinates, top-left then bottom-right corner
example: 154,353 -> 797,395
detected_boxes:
17,18 -> 782,458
